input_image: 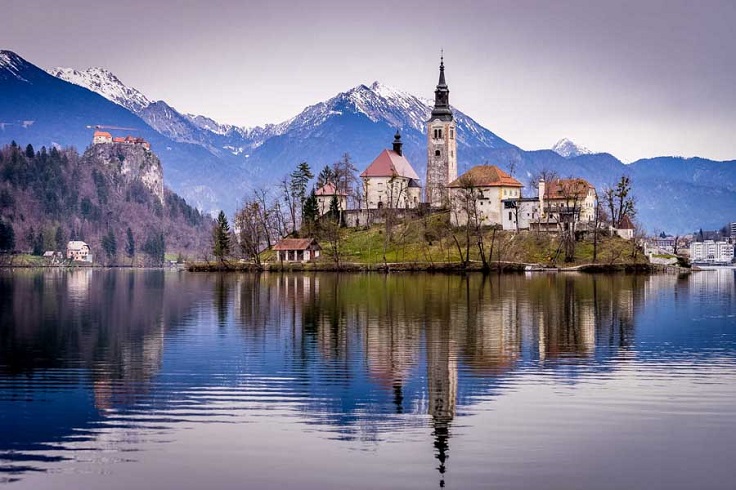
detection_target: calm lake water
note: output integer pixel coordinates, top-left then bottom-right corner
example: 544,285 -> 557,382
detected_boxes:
1,270 -> 735,489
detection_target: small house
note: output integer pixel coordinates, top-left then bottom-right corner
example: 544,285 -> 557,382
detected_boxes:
66,241 -> 91,262
272,238 -> 322,263
315,183 -> 348,216
614,215 -> 635,240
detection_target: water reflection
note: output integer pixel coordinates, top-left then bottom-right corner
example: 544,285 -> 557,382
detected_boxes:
1,269 -> 734,489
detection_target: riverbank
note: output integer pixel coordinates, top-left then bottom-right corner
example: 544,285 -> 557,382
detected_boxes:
187,260 -> 667,273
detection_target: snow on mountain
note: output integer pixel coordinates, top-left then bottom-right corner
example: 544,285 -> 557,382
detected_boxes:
268,81 -> 507,148
0,50 -> 29,81
552,138 -> 593,158
47,66 -> 151,113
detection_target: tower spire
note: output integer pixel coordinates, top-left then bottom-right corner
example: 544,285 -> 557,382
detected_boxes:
431,53 -> 452,121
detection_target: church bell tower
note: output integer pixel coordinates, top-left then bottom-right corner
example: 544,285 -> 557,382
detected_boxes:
425,54 -> 457,208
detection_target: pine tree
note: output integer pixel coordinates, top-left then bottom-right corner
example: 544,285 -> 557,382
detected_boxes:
25,144 -> 34,159
0,221 -> 15,252
290,162 -> 314,229
212,210 -> 231,262
55,226 -> 66,252
125,227 -> 135,259
102,229 -> 117,262
328,195 -> 340,220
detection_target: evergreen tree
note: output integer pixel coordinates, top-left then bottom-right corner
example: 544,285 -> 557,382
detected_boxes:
0,221 -> 15,252
126,227 -> 135,258
212,210 -> 231,262
33,231 -> 43,256
328,195 -> 340,220
290,162 -> 314,227
302,189 -> 318,236
25,144 -> 34,159
316,165 -> 335,188
55,226 -> 66,252
102,229 -> 117,261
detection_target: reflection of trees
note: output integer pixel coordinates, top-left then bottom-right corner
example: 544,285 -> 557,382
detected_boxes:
228,271 -> 650,484
0,270 -> 206,410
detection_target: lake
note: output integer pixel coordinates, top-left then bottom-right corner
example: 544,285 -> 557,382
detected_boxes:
1,270 -> 735,489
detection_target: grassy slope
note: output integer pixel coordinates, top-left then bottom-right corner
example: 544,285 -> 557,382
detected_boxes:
314,213 -> 644,267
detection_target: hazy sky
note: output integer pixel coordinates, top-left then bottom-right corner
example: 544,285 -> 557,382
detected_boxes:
3,0 -> 735,162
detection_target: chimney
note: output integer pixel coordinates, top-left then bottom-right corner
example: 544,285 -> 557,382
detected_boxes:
538,179 -> 545,217
392,130 -> 403,156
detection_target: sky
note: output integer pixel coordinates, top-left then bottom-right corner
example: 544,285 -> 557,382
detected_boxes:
3,0 -> 735,162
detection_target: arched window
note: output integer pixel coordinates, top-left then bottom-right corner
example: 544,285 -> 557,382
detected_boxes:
435,149 -> 441,157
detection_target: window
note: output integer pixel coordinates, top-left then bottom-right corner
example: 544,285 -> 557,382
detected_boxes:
509,212 -> 513,221
435,149 -> 441,157
450,128 -> 454,139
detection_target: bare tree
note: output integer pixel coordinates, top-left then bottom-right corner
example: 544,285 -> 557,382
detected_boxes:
235,198 -> 266,267
602,175 -> 636,228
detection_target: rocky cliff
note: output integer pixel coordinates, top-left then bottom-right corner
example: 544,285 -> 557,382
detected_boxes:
84,142 -> 164,203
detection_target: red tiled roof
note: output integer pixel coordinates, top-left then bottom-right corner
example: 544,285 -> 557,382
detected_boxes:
448,165 -> 522,188
315,182 -> 347,196
544,178 -> 594,198
360,149 -> 420,180
618,215 -> 635,229
113,137 -> 125,143
94,131 -> 112,138
272,238 -> 320,251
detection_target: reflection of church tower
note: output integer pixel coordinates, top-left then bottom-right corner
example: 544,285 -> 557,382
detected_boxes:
426,321 -> 457,487
425,54 -> 457,208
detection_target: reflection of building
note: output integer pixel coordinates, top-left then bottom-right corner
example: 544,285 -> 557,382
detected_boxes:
66,269 -> 93,300
426,320 -> 457,488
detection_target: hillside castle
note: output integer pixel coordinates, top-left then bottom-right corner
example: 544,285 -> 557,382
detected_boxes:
93,130 -> 150,150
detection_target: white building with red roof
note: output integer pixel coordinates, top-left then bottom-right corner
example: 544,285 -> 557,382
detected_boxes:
92,130 -> 112,144
315,182 -> 348,216
360,131 -> 421,210
448,165 -> 523,227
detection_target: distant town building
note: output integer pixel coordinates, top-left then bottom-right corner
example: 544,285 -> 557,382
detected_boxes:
272,238 -> 322,263
425,55 -> 457,208
730,222 -> 736,238
447,165 -> 522,227
360,132 -> 421,210
66,240 -> 92,262
690,240 -> 734,264
653,234 -> 677,254
315,182 -> 347,216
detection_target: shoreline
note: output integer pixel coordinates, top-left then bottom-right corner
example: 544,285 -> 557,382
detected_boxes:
187,261 -> 681,274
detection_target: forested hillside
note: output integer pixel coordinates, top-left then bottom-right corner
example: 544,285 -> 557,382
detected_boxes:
0,141 -> 213,265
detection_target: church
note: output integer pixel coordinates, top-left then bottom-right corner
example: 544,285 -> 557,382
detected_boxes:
425,55 -> 458,208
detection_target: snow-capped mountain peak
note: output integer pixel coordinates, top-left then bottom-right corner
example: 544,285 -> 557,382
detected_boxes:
47,66 -> 151,113
552,138 -> 593,158
0,50 -> 29,81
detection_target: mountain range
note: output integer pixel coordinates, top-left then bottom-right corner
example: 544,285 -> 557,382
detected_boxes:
2,49 -> 734,234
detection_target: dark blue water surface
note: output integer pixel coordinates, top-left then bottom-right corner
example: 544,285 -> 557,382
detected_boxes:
1,270 -> 735,489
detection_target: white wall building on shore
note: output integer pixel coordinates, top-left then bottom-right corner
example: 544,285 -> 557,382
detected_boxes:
690,240 -> 735,264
